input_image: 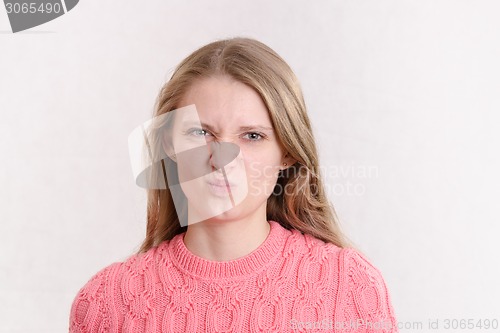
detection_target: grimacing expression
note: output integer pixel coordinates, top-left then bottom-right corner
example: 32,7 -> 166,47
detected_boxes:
170,75 -> 286,224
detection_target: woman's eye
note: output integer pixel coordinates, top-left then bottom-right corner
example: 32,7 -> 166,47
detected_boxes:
243,132 -> 263,141
188,128 -> 210,137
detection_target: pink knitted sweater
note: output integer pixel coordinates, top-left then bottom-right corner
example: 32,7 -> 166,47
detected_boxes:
69,221 -> 398,332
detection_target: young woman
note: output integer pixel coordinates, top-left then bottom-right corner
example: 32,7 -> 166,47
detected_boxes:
69,38 -> 398,332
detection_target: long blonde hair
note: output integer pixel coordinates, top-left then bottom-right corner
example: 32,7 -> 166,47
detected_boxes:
138,37 -> 349,253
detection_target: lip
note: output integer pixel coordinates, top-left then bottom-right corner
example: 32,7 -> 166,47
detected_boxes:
206,179 -> 237,197
207,179 -> 234,187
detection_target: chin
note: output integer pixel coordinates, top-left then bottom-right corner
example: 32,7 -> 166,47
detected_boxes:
197,205 -> 246,225
188,199 -> 265,226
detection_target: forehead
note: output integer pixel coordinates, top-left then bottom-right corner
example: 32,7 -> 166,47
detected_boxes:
177,76 -> 271,125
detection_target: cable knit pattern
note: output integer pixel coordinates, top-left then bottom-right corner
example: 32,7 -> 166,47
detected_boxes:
69,221 -> 397,332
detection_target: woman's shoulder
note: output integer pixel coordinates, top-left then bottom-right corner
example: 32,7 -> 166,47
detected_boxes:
297,231 -> 392,299
284,227 -> 345,261
69,242 -> 171,332
74,240 -> 171,289
287,230 -> 397,329
69,260 -> 122,332
334,247 -> 398,331
288,228 -> 386,278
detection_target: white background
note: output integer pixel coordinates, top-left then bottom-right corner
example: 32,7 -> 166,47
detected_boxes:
1,1 -> 499,332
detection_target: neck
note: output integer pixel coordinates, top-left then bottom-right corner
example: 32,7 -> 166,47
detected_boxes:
183,209 -> 270,262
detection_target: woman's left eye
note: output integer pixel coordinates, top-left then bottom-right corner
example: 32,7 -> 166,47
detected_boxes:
243,132 -> 264,141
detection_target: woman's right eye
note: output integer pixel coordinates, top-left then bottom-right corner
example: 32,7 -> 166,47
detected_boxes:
187,128 -> 209,137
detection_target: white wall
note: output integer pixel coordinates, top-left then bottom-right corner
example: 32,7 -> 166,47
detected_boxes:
1,1 -> 499,332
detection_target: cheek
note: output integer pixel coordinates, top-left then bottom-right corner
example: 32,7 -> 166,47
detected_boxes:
246,160 -> 280,180
244,151 -> 282,196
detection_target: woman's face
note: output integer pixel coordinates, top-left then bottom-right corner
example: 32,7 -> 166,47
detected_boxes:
169,75 -> 286,224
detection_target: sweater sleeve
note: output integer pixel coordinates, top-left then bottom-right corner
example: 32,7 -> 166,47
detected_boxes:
69,263 -> 120,333
335,248 -> 398,333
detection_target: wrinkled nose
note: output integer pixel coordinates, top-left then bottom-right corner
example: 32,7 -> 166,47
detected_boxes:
168,141 -> 240,186
208,141 -> 240,171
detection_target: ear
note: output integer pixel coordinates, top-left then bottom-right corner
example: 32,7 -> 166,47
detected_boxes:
281,154 -> 297,170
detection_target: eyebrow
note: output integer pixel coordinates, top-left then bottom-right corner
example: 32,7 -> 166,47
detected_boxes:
237,125 -> 274,132
182,121 -> 273,133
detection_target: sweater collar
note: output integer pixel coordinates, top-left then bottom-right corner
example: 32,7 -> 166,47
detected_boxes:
168,220 -> 288,279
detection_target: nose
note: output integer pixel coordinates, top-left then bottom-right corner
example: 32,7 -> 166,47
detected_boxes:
166,141 -> 240,186
208,141 -> 240,171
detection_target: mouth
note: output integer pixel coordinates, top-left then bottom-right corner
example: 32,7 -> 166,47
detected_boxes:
205,176 -> 237,198
206,179 -> 235,188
